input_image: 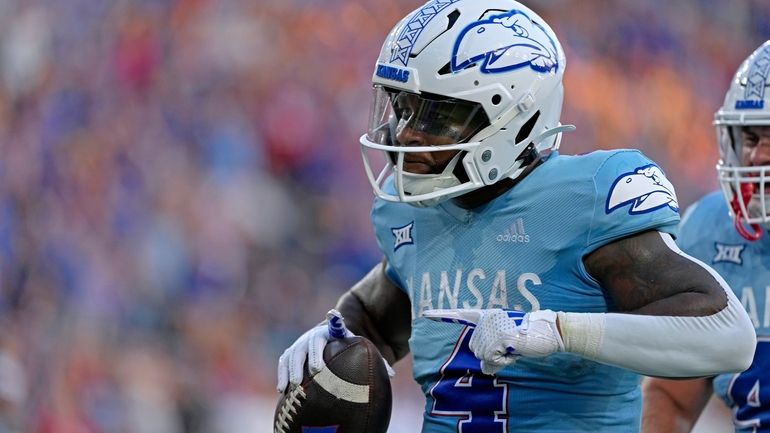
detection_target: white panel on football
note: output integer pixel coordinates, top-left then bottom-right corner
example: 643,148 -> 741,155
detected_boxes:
314,368 -> 370,404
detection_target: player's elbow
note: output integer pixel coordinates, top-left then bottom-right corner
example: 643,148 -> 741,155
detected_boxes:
717,333 -> 755,373
724,315 -> 756,372
733,338 -> 757,373
708,301 -> 756,373
671,297 -> 756,376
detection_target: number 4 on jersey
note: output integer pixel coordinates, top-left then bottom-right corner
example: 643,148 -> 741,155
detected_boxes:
729,339 -> 770,430
429,327 -> 509,433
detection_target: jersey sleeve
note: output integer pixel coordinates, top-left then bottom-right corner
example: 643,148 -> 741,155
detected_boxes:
585,150 -> 681,254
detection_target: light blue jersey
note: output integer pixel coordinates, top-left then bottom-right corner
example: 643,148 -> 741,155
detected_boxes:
677,191 -> 770,433
371,150 -> 680,432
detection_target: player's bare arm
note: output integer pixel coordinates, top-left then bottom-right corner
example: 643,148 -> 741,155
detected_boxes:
335,261 -> 412,365
640,377 -> 713,433
583,230 -> 726,316
554,229 -> 755,377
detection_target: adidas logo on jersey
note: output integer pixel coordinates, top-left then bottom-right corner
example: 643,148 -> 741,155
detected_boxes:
497,218 -> 530,243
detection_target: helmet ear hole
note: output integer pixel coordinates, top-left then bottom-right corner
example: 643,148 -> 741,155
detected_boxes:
452,151 -> 470,183
491,94 -> 502,105
446,9 -> 461,29
438,63 -> 452,76
515,111 -> 541,144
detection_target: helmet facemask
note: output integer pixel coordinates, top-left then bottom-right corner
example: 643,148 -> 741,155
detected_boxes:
714,40 -> 770,240
361,86 -> 490,207
717,125 -> 770,240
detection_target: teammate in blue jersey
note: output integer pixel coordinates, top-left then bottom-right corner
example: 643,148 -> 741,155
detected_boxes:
277,1 -> 757,431
642,41 -> 770,433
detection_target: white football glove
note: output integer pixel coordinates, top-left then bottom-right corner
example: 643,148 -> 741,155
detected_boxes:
423,309 -> 565,375
276,309 -> 394,393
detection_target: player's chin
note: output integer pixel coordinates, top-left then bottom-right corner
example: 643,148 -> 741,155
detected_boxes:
748,194 -> 770,212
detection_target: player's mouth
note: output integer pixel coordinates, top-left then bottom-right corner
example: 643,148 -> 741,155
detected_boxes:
402,150 -> 462,175
403,156 -> 437,175
744,174 -> 770,194
403,161 -> 434,174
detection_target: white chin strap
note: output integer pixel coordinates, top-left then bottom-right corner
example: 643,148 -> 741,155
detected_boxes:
396,153 -> 464,208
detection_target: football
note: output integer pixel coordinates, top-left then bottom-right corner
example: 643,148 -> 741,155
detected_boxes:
274,336 -> 392,433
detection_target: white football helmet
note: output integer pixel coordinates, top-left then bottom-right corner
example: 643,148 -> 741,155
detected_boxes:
715,40 -> 770,240
360,0 -> 573,207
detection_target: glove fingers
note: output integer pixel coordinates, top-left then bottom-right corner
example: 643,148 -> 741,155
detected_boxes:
307,331 -> 328,374
288,341 -> 309,386
469,329 -> 495,359
481,360 -> 506,375
422,308 -> 483,327
278,311 -> 358,391
481,351 -> 517,375
277,352 -> 288,393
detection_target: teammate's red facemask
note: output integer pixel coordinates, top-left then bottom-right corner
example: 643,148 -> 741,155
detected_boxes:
731,182 -> 763,241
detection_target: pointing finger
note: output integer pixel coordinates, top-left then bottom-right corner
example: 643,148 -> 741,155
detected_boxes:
422,309 -> 483,327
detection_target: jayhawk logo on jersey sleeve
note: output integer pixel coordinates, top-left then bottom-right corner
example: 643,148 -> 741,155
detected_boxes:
606,164 -> 679,215
587,151 -> 680,252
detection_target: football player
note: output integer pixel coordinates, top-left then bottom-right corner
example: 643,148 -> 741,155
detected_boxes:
277,1 -> 757,431
642,40 -> 770,433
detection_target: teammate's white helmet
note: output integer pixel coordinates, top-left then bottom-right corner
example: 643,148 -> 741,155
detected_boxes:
360,0 -> 573,207
715,40 -> 770,240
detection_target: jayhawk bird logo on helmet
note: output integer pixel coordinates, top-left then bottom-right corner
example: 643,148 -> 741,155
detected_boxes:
451,9 -> 559,74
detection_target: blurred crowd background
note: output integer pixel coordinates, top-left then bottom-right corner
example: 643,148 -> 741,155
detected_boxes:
0,0 -> 767,432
